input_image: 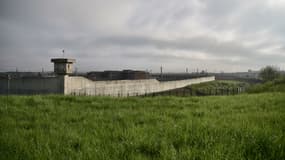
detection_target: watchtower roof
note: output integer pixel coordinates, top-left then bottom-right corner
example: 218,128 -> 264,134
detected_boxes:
51,58 -> 76,63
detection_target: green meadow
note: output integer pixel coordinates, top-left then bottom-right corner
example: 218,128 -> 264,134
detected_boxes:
0,81 -> 285,159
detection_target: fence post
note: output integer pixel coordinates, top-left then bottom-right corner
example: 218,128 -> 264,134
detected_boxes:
6,74 -> 11,108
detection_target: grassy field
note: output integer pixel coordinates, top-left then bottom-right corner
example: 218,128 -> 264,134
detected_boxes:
1,93 -> 285,160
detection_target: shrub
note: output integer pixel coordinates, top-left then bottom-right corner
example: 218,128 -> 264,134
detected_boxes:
259,66 -> 281,82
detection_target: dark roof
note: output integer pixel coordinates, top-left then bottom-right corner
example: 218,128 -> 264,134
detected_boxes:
51,58 -> 76,63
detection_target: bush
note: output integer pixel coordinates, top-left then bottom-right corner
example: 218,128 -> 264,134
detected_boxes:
247,76 -> 285,93
259,66 -> 281,82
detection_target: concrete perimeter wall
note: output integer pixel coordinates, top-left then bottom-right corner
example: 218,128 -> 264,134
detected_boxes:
0,76 -> 215,96
64,76 -> 215,96
0,77 -> 63,95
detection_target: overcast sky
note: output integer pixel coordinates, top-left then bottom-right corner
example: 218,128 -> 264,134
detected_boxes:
1,0 -> 285,72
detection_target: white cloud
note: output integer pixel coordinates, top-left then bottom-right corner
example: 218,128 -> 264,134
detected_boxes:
267,0 -> 285,8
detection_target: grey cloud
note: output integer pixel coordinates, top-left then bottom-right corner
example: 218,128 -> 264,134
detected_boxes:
128,0 -> 196,28
1,0 -> 285,72
95,35 -> 254,57
95,34 -> 285,65
201,0 -> 243,17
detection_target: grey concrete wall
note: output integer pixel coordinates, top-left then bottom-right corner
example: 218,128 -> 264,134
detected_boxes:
0,77 -> 63,95
0,75 -> 215,96
64,76 -> 215,96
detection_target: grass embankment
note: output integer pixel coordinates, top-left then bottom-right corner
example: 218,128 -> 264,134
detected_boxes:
189,80 -> 249,95
1,93 -> 285,160
157,80 -> 250,96
248,77 -> 285,93
190,80 -> 249,90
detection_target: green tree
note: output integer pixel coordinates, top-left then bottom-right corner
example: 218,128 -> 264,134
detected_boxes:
259,66 -> 280,82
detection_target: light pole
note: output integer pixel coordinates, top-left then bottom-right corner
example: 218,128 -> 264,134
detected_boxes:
6,74 -> 10,108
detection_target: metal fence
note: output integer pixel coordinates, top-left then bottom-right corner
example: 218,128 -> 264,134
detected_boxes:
144,87 -> 247,97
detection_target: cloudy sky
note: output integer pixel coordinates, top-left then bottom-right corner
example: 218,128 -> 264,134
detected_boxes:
1,0 -> 285,72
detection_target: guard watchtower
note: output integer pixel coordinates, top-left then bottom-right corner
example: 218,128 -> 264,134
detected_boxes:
51,58 -> 76,75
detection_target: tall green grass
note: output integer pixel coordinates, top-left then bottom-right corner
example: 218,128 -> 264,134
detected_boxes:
248,77 -> 285,93
0,93 -> 285,160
